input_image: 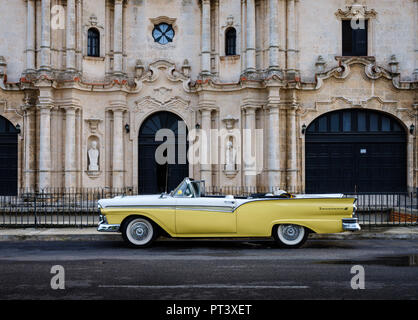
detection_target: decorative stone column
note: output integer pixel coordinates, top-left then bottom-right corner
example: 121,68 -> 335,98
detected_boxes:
66,0 -> 76,72
200,108 -> 212,187
266,103 -> 281,189
286,104 -> 298,192
268,0 -> 280,71
25,0 -> 36,73
287,0 -> 297,75
201,0 -> 211,75
112,108 -> 125,189
40,0 -> 51,71
245,0 -> 256,73
64,106 -> 77,189
76,0 -> 83,72
38,104 -> 52,190
113,0 -> 124,75
242,106 -> 257,189
414,0 -> 418,80
23,99 -> 36,190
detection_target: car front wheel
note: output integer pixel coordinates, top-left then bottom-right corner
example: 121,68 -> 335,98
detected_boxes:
273,224 -> 308,248
122,217 -> 156,248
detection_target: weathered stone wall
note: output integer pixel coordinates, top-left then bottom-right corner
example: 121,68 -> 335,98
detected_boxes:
0,0 -> 416,193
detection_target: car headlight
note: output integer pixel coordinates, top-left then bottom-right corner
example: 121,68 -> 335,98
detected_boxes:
99,214 -> 108,224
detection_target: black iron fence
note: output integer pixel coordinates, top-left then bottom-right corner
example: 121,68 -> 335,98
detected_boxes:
0,188 -> 138,228
0,187 -> 416,228
345,192 -> 418,227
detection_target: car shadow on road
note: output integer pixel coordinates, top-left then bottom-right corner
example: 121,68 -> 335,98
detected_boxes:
106,238 -> 357,250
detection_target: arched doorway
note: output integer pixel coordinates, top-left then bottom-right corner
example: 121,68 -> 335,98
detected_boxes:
305,109 -> 407,193
138,111 -> 189,194
0,116 -> 18,196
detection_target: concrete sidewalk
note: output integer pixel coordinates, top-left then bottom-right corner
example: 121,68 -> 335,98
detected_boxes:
0,226 -> 417,242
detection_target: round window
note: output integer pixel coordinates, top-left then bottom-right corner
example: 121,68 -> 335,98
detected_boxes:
152,23 -> 175,45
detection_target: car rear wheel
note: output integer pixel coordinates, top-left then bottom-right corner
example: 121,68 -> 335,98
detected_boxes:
122,216 -> 156,248
273,224 -> 308,248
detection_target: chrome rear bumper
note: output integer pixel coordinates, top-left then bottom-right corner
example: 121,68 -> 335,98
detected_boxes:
342,218 -> 361,231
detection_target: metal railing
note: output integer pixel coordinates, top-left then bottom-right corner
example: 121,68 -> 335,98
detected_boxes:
0,187 -> 416,228
345,192 -> 418,227
0,188 -> 138,228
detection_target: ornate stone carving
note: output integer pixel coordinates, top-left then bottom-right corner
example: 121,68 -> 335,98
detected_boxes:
222,115 -> 239,131
335,3 -> 377,20
149,16 -> 177,26
85,118 -> 102,134
134,59 -> 191,93
389,55 -> 400,74
131,95 -> 192,140
224,137 -> 238,178
135,59 -> 145,78
153,87 -> 173,103
315,56 -> 326,74
88,140 -> 99,171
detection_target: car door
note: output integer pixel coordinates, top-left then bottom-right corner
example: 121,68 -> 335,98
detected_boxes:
175,196 -> 237,235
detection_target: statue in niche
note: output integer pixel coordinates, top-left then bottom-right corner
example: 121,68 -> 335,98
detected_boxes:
88,140 -> 99,171
225,138 -> 236,173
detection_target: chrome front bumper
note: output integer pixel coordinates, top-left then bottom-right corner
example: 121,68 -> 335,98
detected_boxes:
97,214 -> 120,232
342,218 -> 361,231
97,223 -> 120,232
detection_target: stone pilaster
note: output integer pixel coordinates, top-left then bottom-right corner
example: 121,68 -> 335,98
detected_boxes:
38,103 -> 52,190
414,0 -> 418,80
287,0 -> 297,76
200,108 -> 213,187
242,106 -> 257,189
212,0 -> 220,76
113,0 -> 124,75
286,105 -> 298,192
63,106 -> 78,189
40,0 -> 51,71
266,103 -> 281,189
23,95 -> 36,190
245,0 -> 256,73
201,0 -> 211,76
111,107 -> 125,189
76,0 -> 83,72
268,0 -> 280,71
66,0 -> 76,72
25,0 -> 36,73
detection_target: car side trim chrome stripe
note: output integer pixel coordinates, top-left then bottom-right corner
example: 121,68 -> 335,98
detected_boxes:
104,204 -> 235,213
176,206 -> 235,213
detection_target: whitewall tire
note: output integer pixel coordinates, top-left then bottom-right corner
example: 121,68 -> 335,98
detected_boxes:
274,224 -> 308,248
122,217 -> 156,248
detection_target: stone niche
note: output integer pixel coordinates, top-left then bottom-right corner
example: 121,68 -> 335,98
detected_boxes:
86,135 -> 101,178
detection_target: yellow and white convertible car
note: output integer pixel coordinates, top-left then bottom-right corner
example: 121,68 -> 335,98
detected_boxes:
97,178 -> 360,248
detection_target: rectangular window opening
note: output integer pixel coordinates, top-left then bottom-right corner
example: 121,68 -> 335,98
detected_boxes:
342,19 -> 368,56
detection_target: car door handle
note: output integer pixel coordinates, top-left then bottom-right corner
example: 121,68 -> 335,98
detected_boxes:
224,200 -> 236,205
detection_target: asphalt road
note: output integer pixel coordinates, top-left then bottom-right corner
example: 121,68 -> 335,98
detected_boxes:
0,239 -> 417,300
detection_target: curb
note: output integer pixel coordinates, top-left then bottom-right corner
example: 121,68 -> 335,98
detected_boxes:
310,233 -> 418,240
0,234 -> 123,242
0,227 -> 417,241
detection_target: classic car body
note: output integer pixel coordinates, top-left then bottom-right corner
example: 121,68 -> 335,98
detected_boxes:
97,178 -> 360,248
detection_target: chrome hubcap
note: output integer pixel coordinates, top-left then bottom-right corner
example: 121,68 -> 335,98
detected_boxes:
130,222 -> 149,241
281,225 -> 301,241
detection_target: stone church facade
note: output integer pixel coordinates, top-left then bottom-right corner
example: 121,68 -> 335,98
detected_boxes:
0,0 -> 417,195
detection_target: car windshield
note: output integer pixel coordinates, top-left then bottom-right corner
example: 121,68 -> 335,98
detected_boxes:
171,179 -> 196,198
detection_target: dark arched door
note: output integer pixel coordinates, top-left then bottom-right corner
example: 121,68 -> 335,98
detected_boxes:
0,116 -> 18,195
305,109 -> 407,193
138,111 -> 189,194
